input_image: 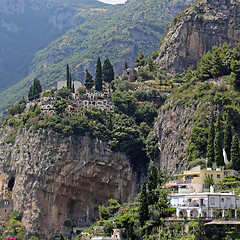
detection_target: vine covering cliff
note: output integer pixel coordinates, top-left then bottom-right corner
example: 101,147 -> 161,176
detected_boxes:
0,126 -> 138,238
155,0 -> 240,73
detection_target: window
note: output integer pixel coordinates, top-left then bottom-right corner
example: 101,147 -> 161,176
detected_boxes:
210,197 -> 215,205
222,198 -> 224,202
217,174 -> 221,178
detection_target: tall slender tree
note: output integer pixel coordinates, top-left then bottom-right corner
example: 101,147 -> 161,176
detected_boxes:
102,58 -> 114,90
223,113 -> 232,162
84,70 -> 94,89
66,64 -> 70,89
214,115 -> 224,167
72,83 -> 75,93
207,112 -> 215,167
139,182 -> 148,227
95,57 -> 103,91
147,161 -> 159,205
230,134 -> 240,171
69,72 -> 72,90
28,78 -> 42,101
124,61 -> 128,70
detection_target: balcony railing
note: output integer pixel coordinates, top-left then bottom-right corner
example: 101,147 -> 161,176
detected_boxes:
167,179 -> 192,186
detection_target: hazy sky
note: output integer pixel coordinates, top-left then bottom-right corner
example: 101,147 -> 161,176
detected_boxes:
98,0 -> 127,4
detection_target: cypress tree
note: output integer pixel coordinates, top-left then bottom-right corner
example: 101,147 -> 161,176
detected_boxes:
28,85 -> 34,101
102,58 -> 114,90
69,72 -> 72,90
124,61 -> 128,70
147,162 -> 159,205
195,218 -> 207,240
28,78 -> 42,101
66,64 -> 70,89
223,113 -> 232,162
84,70 -> 94,89
214,115 -> 224,167
34,78 -> 42,99
230,134 -> 240,171
207,112 -> 215,167
72,83 -> 75,93
139,182 -> 148,227
95,57 -> 102,91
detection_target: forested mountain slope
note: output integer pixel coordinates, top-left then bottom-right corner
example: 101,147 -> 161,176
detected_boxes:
0,0 -> 107,93
0,0 -> 193,114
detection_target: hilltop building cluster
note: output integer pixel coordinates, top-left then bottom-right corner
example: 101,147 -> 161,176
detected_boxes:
39,85 -> 114,116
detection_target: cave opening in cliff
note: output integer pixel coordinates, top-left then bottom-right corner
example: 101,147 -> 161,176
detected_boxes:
8,177 -> 15,193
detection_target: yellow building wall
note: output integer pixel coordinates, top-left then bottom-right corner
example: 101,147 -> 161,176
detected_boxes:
184,170 -> 224,185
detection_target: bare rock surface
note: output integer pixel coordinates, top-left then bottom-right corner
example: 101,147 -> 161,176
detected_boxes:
155,0 -> 240,73
0,127 -> 137,238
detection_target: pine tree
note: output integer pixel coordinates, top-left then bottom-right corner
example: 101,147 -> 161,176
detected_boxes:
196,51 -> 212,80
146,56 -> 154,72
223,113 -> 232,162
95,57 -> 103,91
135,50 -> 145,67
207,112 -> 215,167
102,58 -> 114,90
230,134 -> 240,171
84,70 -> 94,89
214,115 -> 224,167
210,46 -> 222,78
124,61 -> 128,70
139,182 -> 148,227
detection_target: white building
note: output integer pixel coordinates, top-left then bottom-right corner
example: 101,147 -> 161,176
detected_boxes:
170,189 -> 240,219
57,80 -> 82,92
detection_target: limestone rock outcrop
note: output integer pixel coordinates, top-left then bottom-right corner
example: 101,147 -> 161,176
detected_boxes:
155,0 -> 240,74
0,127 -> 138,239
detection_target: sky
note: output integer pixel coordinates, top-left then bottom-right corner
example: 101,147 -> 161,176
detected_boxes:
98,0 -> 127,4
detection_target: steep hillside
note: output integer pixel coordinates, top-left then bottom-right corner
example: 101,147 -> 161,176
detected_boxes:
154,43 -> 240,173
155,0 -> 240,73
0,0 -> 107,93
0,0 -> 194,114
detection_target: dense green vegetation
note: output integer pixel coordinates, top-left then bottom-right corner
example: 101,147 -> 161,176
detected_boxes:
162,43 -> 240,171
1,59 -> 165,167
0,0 -> 194,114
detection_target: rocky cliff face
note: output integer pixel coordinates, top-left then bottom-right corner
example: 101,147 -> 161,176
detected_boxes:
155,0 -> 240,73
0,127 -> 137,238
154,104 -> 194,173
154,99 -> 214,173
